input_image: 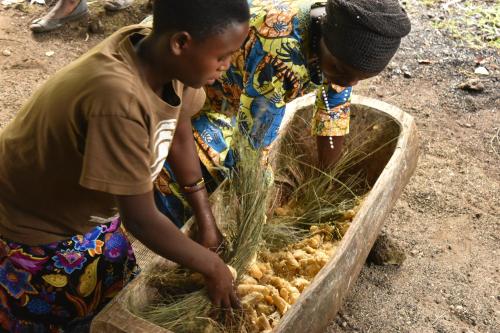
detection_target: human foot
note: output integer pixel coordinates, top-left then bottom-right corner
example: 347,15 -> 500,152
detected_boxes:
30,0 -> 88,33
103,0 -> 133,12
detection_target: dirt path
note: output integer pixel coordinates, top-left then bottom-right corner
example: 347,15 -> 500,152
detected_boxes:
1,1 -> 498,332
327,1 -> 499,332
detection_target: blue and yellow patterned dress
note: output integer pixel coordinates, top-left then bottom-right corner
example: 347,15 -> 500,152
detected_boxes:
154,0 -> 353,226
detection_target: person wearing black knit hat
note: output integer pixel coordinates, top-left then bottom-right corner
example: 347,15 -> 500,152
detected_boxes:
312,0 -> 412,166
140,0 -> 411,227
322,0 -> 412,74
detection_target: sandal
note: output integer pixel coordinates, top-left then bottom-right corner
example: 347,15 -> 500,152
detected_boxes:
140,15 -> 152,26
103,0 -> 133,12
30,0 -> 88,33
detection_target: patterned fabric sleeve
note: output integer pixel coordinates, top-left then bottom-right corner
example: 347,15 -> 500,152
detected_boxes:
311,83 -> 353,136
237,56 -> 289,150
237,0 -> 310,151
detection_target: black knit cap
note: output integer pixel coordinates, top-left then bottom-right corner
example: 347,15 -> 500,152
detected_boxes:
322,0 -> 411,73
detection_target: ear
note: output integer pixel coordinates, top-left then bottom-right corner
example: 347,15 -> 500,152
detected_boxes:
170,31 -> 193,56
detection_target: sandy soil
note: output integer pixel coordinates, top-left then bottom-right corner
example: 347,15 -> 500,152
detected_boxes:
0,0 -> 498,332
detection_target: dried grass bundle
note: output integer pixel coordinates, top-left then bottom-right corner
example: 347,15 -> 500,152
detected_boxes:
135,133 -> 271,333
264,111 -> 398,249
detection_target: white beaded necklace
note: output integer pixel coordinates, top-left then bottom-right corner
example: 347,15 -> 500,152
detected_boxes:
311,13 -> 335,149
314,59 -> 335,149
322,87 -> 336,149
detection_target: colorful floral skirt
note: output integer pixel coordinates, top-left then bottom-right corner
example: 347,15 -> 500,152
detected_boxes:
0,218 -> 139,332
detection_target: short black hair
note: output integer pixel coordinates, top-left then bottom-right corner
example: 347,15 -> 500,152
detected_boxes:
153,0 -> 250,39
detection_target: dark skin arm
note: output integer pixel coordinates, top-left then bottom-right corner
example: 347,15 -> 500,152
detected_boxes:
317,135 -> 344,169
167,115 -> 224,251
116,191 -> 239,309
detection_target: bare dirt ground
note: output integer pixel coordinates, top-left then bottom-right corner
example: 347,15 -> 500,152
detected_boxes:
0,0 -> 498,332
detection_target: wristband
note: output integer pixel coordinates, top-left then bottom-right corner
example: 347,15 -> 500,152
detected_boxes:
182,177 -> 206,194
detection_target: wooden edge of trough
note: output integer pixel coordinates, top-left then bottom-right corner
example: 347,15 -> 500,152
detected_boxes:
274,95 -> 419,333
91,94 -> 419,333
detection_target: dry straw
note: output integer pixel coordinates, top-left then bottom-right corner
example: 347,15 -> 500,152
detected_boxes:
132,107 -> 398,332
135,131 -> 271,333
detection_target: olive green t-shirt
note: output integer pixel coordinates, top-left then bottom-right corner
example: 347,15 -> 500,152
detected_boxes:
0,25 -> 205,245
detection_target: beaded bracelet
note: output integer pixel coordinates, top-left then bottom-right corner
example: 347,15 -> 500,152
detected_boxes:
182,177 -> 206,194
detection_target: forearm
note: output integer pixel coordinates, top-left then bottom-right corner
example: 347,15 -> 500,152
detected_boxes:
166,153 -> 213,225
117,191 -> 238,308
167,135 -> 202,187
118,195 -> 219,276
167,118 -> 216,229
181,186 -> 215,229
316,135 -> 344,169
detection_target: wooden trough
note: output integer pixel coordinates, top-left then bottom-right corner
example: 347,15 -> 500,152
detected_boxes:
91,94 -> 419,333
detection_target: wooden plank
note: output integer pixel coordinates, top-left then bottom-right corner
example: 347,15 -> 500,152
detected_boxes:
91,95 -> 418,333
